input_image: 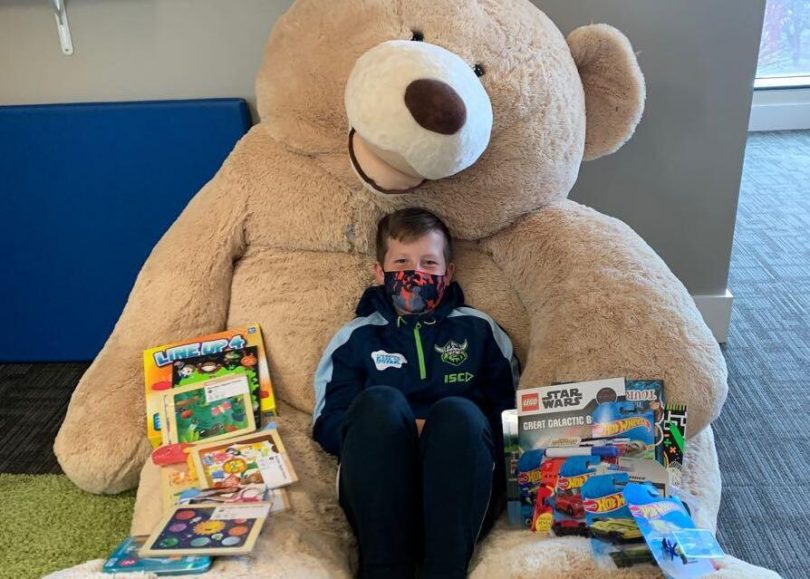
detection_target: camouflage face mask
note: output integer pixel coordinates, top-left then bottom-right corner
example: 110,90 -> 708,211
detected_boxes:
383,270 -> 448,314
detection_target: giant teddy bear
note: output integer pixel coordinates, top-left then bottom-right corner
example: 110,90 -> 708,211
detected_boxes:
52,1 -> 780,577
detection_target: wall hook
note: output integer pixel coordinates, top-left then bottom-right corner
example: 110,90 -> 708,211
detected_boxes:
51,0 -> 74,55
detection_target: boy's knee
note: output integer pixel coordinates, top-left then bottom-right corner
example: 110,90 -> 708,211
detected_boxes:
426,397 -> 489,438
342,386 -> 415,437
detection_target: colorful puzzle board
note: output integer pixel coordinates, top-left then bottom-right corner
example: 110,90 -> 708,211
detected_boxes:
162,376 -> 256,445
189,428 -> 297,490
140,503 -> 269,557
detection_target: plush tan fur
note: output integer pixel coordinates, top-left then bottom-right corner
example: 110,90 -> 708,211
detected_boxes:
52,0 -> 779,576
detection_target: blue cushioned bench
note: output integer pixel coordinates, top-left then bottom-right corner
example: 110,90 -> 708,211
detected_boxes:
0,99 -> 252,361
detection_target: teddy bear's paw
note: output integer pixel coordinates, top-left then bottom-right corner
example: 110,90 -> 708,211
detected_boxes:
470,525 -> 659,579
709,557 -> 783,579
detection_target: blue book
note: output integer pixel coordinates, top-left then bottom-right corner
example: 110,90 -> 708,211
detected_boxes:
103,536 -> 212,575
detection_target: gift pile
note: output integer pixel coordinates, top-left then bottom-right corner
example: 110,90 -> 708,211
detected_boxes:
102,326 -> 297,574
503,378 -> 724,577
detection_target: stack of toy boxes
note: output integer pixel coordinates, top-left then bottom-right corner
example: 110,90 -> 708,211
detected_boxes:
504,377 -> 693,571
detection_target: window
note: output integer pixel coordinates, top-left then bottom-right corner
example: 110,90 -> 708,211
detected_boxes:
756,0 -> 810,87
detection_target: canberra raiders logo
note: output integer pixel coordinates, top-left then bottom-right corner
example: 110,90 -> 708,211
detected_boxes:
435,339 -> 468,366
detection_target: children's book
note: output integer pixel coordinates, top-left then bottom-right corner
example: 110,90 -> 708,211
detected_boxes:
188,427 -> 298,490
160,463 -> 199,515
140,503 -> 270,557
508,378 -> 625,529
143,325 -> 277,448
103,535 -> 212,575
161,375 -> 256,445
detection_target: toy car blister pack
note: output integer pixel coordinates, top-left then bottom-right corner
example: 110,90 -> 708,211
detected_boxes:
514,449 -> 562,529
624,483 -> 723,578
581,472 -> 651,569
550,455 -> 599,537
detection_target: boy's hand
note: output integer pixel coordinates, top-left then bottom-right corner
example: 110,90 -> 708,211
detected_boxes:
416,419 -> 425,436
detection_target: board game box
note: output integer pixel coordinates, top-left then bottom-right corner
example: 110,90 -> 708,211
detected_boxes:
143,325 -> 277,448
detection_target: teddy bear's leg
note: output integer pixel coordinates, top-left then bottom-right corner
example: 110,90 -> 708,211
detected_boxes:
679,425 -> 722,531
46,515 -> 354,579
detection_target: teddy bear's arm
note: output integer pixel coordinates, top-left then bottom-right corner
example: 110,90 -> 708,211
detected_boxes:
482,199 -> 727,437
54,160 -> 249,495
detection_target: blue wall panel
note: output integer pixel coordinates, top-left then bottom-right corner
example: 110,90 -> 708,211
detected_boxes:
0,99 -> 251,361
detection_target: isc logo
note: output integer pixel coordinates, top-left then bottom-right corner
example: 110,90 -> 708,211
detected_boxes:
521,393 -> 539,411
444,372 -> 474,384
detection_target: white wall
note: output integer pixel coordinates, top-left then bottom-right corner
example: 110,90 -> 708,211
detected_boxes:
0,0 -> 293,121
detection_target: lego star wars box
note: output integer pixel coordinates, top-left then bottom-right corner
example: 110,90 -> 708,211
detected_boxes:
517,378 -> 627,450
506,378 -> 626,527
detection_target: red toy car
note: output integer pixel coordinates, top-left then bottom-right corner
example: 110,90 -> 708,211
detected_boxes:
555,493 -> 585,518
552,519 -> 589,537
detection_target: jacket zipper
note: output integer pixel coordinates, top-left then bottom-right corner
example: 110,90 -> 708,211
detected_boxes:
413,321 -> 427,380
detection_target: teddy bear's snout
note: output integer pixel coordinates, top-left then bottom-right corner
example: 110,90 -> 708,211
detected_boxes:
404,79 -> 467,136
345,40 -> 492,194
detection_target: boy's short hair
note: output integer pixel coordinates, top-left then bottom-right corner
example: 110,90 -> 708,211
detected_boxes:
376,208 -> 453,265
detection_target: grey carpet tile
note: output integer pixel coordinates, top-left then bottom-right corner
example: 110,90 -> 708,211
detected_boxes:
714,131 -> 810,579
0,130 -> 808,576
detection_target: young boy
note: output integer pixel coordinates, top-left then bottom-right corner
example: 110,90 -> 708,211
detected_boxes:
312,208 -> 519,579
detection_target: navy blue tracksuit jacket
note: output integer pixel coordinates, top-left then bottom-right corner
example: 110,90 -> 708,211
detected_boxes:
312,282 -> 519,460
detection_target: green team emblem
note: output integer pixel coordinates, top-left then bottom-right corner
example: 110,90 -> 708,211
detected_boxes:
435,339 -> 468,366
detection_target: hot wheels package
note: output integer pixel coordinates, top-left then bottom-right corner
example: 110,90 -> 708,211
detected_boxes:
550,455 -> 599,537
582,472 -> 651,570
592,402 -> 656,460
624,483 -> 723,578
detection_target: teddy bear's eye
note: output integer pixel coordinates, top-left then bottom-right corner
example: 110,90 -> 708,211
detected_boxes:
411,30 -> 424,42
473,64 -> 485,77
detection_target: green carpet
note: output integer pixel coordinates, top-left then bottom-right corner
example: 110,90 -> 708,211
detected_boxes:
0,474 -> 136,579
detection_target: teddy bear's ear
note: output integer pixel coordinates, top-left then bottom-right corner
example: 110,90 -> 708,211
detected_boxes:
567,24 -> 646,161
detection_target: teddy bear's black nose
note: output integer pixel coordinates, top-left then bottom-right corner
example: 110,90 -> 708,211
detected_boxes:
404,79 -> 467,135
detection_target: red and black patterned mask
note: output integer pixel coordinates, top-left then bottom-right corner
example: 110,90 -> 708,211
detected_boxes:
383,270 -> 449,314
